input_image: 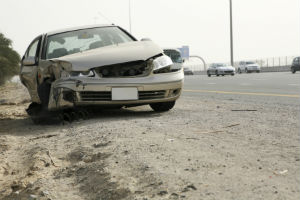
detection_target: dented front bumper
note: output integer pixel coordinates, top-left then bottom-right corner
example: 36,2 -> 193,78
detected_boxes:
48,70 -> 184,111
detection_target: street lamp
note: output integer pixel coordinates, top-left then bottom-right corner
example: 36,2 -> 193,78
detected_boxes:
229,0 -> 234,67
129,0 -> 132,33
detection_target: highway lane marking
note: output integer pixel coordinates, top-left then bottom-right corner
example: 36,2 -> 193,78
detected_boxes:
184,89 -> 300,98
288,84 -> 299,86
240,83 -> 252,86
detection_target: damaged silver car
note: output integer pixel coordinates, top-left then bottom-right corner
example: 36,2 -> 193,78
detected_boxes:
20,25 -> 184,122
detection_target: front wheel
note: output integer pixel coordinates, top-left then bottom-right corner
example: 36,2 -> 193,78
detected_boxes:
150,101 -> 175,112
38,81 -> 51,109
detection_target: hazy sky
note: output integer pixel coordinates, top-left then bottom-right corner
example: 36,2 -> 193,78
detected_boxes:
0,0 -> 299,63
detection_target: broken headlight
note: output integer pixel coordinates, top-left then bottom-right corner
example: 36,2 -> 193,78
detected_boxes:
153,55 -> 173,74
70,70 -> 95,77
61,70 -> 95,78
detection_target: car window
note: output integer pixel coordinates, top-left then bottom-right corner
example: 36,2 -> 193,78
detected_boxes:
216,63 -> 226,68
26,39 -> 40,58
246,61 -> 255,65
46,27 -> 134,59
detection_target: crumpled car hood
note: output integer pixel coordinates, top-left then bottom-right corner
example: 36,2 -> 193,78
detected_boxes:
54,41 -> 163,71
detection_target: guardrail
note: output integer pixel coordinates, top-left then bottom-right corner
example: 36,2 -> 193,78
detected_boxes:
184,56 -> 297,72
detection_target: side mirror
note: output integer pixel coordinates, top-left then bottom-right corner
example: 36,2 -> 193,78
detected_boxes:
22,57 -> 36,66
141,38 -> 152,41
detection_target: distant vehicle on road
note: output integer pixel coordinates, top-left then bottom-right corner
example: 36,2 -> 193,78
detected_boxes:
237,61 -> 260,73
291,57 -> 300,73
184,68 -> 193,75
207,63 -> 235,77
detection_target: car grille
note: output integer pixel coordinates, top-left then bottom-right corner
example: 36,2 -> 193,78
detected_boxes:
79,90 -> 166,101
94,60 -> 151,78
224,70 -> 233,74
80,91 -> 111,101
139,90 -> 166,100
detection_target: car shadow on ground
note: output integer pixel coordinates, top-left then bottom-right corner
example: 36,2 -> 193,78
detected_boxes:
0,106 -> 168,136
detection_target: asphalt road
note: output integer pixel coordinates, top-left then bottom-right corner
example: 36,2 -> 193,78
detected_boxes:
183,72 -> 300,107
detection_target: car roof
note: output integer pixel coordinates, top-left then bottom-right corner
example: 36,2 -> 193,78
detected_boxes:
46,24 -> 116,36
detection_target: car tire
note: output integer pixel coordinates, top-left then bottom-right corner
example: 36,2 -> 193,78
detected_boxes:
207,71 -> 211,77
150,101 -> 175,112
38,81 -> 51,110
245,68 -> 248,73
256,70 -> 260,73
215,70 -> 219,76
231,73 -> 234,76
292,68 -> 296,74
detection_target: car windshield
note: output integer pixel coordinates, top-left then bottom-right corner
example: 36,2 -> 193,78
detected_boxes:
215,63 -> 227,68
46,27 -> 134,59
163,49 -> 183,63
246,61 -> 255,65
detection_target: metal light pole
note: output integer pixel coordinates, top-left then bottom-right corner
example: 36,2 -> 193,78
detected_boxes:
229,0 -> 234,67
129,0 -> 132,33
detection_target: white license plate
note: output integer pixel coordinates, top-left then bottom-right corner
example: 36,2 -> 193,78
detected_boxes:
112,88 -> 138,100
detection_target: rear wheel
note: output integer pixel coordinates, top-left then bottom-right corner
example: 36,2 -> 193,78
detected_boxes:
150,101 -> 175,112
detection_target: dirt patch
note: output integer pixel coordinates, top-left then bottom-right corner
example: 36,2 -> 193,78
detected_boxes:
0,81 -> 299,200
0,137 -> 9,152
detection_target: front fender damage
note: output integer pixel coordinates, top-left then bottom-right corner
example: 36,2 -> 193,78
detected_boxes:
48,80 -> 79,111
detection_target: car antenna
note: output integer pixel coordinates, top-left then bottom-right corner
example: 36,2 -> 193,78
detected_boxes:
97,11 -> 114,25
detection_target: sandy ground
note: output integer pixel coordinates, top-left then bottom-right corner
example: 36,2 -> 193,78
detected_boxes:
0,83 -> 299,200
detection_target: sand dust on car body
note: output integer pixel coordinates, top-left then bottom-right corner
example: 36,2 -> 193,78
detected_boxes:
0,83 -> 299,200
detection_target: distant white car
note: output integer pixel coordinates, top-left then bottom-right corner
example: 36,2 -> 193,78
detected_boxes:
207,63 -> 235,77
184,68 -> 193,75
237,61 -> 261,73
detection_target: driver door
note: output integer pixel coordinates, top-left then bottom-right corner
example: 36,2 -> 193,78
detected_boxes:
20,36 -> 42,103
